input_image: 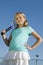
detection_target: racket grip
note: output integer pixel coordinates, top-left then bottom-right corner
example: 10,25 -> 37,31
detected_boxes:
5,26 -> 13,32
1,26 -> 13,35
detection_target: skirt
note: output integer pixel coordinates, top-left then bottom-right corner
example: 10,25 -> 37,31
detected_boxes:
2,51 -> 30,65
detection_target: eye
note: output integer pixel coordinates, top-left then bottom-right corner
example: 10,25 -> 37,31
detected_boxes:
16,18 -> 18,20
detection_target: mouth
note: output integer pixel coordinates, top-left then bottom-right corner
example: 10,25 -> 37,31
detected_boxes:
18,23 -> 23,25
18,21 -> 21,23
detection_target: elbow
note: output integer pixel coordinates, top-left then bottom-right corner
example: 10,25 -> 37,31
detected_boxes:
40,38 -> 43,42
38,37 -> 43,43
5,42 -> 10,47
5,40 -> 10,47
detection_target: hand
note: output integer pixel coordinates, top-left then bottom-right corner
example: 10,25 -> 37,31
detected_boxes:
1,30 -> 6,35
24,43 -> 32,50
1,30 -> 7,39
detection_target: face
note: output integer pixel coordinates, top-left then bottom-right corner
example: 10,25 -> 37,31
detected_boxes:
15,14 -> 26,26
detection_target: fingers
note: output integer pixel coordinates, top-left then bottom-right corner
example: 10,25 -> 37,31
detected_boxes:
2,30 -> 6,33
1,30 -> 6,35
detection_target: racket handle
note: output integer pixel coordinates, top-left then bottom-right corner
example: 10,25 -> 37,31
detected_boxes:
5,26 -> 13,32
1,26 -> 13,35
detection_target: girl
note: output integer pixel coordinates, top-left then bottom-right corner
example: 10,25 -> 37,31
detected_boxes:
2,12 -> 42,65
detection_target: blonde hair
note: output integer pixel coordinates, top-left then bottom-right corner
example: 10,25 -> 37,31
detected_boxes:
15,12 -> 28,29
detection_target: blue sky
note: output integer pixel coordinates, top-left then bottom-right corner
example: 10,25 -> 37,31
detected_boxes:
0,0 -> 43,62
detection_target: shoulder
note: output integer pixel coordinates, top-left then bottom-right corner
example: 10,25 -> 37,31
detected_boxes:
27,26 -> 33,30
27,26 -> 35,33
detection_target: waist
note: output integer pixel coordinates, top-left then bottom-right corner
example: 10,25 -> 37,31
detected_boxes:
9,48 -> 28,52
9,46 -> 28,52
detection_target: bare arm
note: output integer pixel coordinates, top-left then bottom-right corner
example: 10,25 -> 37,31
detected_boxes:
24,31 -> 42,50
1,30 -> 12,46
